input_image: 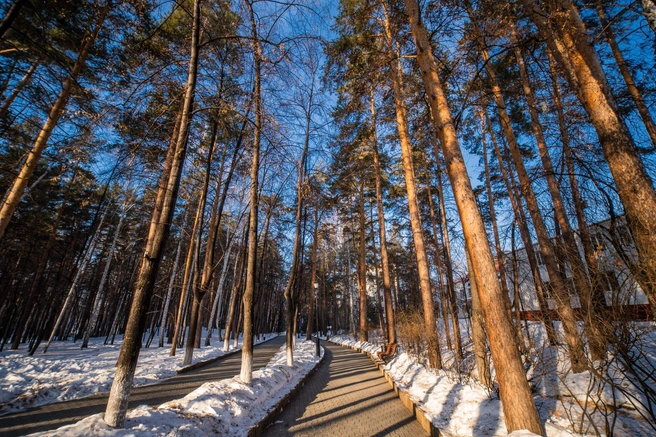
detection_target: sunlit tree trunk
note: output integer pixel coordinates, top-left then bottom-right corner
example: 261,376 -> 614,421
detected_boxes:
402,0 -> 542,432
467,251 -> 492,388
239,0 -> 263,384
381,0 -> 441,369
104,0 -> 200,427
479,111 -> 522,350
485,111 -> 557,346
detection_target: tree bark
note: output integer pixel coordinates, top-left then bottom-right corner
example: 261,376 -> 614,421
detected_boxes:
104,0 -> 200,427
239,0 -> 262,385
486,111 -> 557,346
381,0 -> 441,369
402,0 -> 542,432
467,251 -> 492,388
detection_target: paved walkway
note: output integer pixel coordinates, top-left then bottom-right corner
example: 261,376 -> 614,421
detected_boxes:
0,335 -> 286,437
264,341 -> 427,437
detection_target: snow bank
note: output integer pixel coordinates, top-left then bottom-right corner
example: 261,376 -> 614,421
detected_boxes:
0,331 -> 277,414
29,340 -> 322,437
330,334 -> 653,437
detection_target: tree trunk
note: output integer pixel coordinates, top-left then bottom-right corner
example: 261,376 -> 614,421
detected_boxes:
381,0 -> 441,369
0,61 -> 38,119
485,111 -> 557,346
421,150 -> 452,352
402,0 -> 542,432
205,221 -> 239,346
370,88 -> 396,345
104,0 -> 200,427
239,0 -> 262,385
0,6 -> 108,239
467,251 -> 492,388
170,196 -> 203,356
224,227 -> 248,351
182,120 -> 218,366
282,82 -> 311,367
479,110 -> 519,348
159,208 -> 188,347
641,0 -> 656,42
0,0 -> 27,38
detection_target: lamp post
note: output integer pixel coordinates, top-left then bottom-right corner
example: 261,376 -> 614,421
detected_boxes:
314,281 -> 320,357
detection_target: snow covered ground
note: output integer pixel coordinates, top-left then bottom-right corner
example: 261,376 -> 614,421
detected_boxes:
29,340 -> 322,437
0,330 -> 277,415
331,326 -> 656,437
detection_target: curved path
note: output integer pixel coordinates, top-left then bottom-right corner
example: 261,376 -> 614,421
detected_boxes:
0,335 -> 286,437
264,341 -> 427,437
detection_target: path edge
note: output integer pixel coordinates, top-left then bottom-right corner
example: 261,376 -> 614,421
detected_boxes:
247,343 -> 326,437
177,334 -> 280,374
329,339 -> 443,437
